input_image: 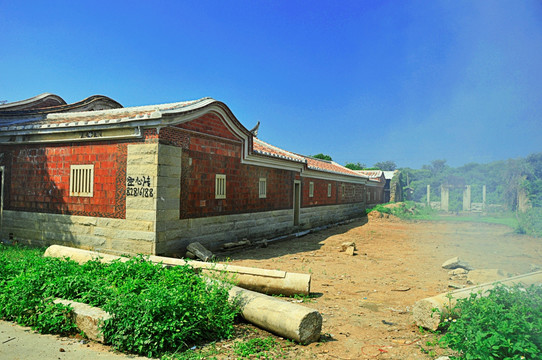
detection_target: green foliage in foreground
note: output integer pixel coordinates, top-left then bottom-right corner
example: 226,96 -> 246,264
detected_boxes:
439,285 -> 542,360
517,207 -> 542,237
0,245 -> 239,358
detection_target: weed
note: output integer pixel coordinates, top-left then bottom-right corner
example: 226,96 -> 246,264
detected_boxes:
0,245 -> 239,358
439,284 -> 542,359
233,337 -> 279,359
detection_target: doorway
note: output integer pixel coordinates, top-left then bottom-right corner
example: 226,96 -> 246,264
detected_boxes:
293,180 -> 300,226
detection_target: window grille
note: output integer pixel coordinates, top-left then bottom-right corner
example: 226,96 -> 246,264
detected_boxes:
309,182 -> 314,197
259,178 -> 267,198
70,164 -> 94,197
327,183 -> 332,197
215,174 -> 226,199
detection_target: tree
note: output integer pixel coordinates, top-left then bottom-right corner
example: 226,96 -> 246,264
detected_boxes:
345,162 -> 366,170
312,153 -> 333,161
373,161 -> 396,171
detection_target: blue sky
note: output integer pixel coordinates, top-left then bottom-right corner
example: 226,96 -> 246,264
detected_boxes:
2,1 -> 541,168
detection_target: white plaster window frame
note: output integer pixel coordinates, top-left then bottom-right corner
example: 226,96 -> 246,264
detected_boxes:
327,183 -> 332,197
259,177 -> 267,198
69,164 -> 94,197
309,181 -> 314,198
215,174 -> 226,199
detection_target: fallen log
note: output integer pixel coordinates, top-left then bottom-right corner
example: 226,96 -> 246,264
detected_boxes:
44,245 -> 310,296
44,245 -> 321,344
229,286 -> 321,344
413,270 -> 542,330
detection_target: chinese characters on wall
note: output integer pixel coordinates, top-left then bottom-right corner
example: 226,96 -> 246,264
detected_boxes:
126,175 -> 154,197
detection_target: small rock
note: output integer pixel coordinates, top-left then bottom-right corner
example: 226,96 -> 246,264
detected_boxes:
59,348 -> 65,352
448,283 -> 464,289
448,268 -> 468,275
340,241 -> 356,252
442,256 -> 472,270
435,357 -> 451,360
345,246 -> 355,256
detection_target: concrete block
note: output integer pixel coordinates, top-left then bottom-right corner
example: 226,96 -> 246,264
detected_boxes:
126,196 -> 157,210
126,164 -> 158,176
110,239 -> 153,254
126,154 -> 158,165
53,299 -> 111,343
158,164 -> 181,177
126,209 -> 156,222
128,143 -> 158,156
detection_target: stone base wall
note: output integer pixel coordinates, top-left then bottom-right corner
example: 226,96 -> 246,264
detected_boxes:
0,210 -> 155,255
299,202 -> 366,230
160,202 -> 366,255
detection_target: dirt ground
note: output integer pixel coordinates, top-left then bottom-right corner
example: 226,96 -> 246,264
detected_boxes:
2,216 -> 541,359
221,215 -> 542,359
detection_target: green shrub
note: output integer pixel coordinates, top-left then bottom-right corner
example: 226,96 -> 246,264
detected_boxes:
0,245 -> 239,358
516,207 -> 542,237
440,285 -> 542,359
366,201 -> 436,220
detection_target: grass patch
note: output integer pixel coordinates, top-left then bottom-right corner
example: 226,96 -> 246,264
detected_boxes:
0,244 -> 239,358
428,213 -> 519,229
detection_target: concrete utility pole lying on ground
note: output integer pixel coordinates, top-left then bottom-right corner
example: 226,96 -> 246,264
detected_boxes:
413,270 -> 542,330
44,245 -> 321,344
44,245 -> 311,296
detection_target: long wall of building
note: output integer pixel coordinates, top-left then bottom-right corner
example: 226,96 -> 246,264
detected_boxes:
0,107 -> 381,256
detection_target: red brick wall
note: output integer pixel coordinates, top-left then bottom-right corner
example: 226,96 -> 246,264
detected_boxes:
302,178 -> 365,207
160,120 -> 294,218
176,112 -> 240,141
1,142 -> 127,218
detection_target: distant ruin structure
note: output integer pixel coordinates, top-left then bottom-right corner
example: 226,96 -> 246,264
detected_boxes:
430,184 -> 487,212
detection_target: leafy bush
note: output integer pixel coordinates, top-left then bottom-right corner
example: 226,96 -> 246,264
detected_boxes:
366,201 -> 436,220
440,285 -> 542,359
516,207 -> 542,237
0,245 -> 239,358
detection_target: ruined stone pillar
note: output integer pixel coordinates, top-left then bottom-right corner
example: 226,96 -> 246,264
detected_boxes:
463,185 -> 471,211
441,185 -> 449,212
426,185 -> 430,206
482,185 -> 486,210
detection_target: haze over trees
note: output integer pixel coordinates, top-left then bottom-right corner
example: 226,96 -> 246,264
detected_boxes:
399,153 -> 542,211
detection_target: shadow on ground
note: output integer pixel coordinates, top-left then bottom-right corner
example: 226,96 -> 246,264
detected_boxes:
218,216 -> 368,261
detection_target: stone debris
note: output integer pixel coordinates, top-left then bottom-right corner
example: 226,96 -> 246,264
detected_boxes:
340,241 -> 356,252
448,268 -> 468,275
222,239 -> 251,250
441,256 -> 473,271
345,246 -> 355,256
187,242 -> 215,262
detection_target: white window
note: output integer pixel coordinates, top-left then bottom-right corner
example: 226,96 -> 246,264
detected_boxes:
309,182 -> 314,197
70,164 -> 94,197
259,178 -> 267,198
327,183 -> 332,197
342,184 -> 345,198
215,174 -> 226,199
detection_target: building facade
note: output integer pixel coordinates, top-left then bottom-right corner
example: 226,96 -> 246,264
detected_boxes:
0,94 -> 384,256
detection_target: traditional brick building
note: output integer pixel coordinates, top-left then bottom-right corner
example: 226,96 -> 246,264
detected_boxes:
0,94 -> 384,255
